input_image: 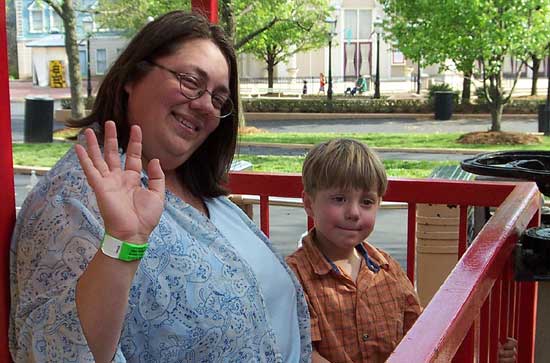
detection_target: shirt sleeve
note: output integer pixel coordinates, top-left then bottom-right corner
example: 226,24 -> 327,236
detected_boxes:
10,162 -> 128,362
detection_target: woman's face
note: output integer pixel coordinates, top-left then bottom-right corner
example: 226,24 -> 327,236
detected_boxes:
125,38 -> 230,172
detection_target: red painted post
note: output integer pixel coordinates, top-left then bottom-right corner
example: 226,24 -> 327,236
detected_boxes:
191,0 -> 218,23
0,0 -> 15,361
406,203 -> 416,283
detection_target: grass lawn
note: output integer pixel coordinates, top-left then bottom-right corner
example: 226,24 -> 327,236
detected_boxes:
239,132 -> 550,151
12,142 -> 458,178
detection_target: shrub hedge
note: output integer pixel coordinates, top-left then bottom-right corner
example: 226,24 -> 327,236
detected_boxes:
242,98 -> 542,114
60,96 -> 542,114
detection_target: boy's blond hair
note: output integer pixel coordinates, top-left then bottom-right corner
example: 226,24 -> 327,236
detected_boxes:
302,139 -> 387,198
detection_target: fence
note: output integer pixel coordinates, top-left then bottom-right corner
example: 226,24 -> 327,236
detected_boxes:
228,172 -> 541,362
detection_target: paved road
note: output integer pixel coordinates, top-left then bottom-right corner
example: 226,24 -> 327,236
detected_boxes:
246,116 -> 538,134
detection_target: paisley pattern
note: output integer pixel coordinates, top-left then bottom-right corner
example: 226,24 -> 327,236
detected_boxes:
10,148 -> 311,362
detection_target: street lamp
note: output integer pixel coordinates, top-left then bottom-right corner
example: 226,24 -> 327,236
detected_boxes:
373,16 -> 382,99
82,19 -> 93,99
324,17 -> 337,101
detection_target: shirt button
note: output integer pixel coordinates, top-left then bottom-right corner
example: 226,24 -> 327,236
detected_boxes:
362,334 -> 369,341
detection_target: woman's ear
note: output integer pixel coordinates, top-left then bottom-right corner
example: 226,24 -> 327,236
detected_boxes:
302,191 -> 315,219
124,81 -> 134,95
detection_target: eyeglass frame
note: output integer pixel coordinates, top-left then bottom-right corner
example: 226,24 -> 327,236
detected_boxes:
145,60 -> 234,119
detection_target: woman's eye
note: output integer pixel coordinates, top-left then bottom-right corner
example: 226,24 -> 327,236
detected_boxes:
212,94 -> 228,109
180,74 -> 201,90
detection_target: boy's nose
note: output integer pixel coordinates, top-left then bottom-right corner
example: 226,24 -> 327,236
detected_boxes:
345,203 -> 360,220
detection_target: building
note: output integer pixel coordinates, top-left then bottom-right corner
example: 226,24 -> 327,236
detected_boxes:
14,0 -> 126,87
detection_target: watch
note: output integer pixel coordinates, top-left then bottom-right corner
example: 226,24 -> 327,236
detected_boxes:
100,233 -> 149,262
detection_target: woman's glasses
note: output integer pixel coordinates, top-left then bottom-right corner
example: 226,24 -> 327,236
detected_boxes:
147,61 -> 233,119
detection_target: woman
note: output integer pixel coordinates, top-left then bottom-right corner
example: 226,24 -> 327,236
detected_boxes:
10,11 -> 311,362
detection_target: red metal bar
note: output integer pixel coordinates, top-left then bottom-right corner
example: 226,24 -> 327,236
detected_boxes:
0,0 -> 15,361
191,0 -> 218,23
479,297 -> 490,363
407,203 -> 416,283
517,282 -> 537,363
489,280 -> 502,362
386,182 -> 540,362
453,324 -> 475,363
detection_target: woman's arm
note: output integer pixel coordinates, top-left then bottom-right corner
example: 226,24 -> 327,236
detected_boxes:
75,121 -> 165,362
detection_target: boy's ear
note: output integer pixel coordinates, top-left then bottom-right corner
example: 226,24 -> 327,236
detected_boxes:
302,191 -> 315,218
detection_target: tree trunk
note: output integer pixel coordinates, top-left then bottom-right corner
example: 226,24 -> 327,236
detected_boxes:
267,57 -> 274,90
61,0 -> 85,121
531,57 -> 541,96
462,68 -> 472,104
488,74 -> 504,132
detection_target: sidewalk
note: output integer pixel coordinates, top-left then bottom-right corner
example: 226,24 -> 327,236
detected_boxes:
9,79 -> 100,101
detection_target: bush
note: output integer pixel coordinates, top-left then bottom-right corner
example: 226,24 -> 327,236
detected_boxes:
475,87 -> 488,104
242,97 -> 540,114
242,98 -> 432,113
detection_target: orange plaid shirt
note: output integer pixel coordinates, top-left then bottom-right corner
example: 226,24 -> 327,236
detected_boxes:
286,229 -> 422,363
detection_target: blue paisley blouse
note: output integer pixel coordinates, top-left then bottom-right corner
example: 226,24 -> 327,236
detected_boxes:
9,147 -> 312,362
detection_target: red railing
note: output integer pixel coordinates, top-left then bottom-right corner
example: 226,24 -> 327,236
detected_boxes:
228,172 -> 541,363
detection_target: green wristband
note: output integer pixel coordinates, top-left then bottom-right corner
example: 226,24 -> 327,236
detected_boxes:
101,233 -> 149,262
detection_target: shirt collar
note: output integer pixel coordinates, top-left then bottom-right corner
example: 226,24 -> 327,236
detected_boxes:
301,228 -> 389,276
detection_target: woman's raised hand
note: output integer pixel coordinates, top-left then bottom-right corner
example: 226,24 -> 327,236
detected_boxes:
75,121 -> 165,244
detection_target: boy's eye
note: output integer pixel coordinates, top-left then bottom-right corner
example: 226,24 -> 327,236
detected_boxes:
362,198 -> 375,205
331,196 -> 345,203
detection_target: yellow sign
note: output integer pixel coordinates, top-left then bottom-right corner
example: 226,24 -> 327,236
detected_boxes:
49,60 -> 67,88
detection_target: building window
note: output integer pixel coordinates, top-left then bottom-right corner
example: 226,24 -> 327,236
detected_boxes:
96,49 -> 107,75
343,8 -> 373,80
28,1 -> 45,33
392,50 -> 405,65
49,8 -> 62,32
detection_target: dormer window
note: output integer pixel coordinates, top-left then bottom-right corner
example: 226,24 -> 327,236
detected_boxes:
49,7 -> 63,32
28,1 -> 45,33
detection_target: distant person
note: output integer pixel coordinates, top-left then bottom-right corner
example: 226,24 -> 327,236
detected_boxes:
318,73 -> 326,94
303,79 -> 308,95
10,11 -> 311,362
344,75 -> 367,96
286,139 -> 422,363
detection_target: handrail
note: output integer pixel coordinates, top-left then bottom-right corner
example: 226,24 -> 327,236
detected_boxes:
387,182 -> 541,362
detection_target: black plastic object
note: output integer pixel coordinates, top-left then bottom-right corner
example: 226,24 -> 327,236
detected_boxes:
24,96 -> 54,143
538,104 -> 550,134
461,151 -> 550,197
434,91 -> 454,120
515,226 -> 550,281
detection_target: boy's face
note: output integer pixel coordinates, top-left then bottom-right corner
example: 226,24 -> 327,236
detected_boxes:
303,187 -> 380,255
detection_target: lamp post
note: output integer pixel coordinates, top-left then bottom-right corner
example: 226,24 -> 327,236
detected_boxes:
373,16 -> 382,99
82,19 -> 93,99
86,37 -> 92,99
324,17 -> 337,101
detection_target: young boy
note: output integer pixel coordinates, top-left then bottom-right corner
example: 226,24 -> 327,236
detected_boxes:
286,139 -> 422,363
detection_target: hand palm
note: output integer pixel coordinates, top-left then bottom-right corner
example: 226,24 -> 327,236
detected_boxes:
75,122 -> 165,244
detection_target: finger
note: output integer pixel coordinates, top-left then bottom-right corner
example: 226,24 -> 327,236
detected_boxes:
147,158 -> 165,197
84,128 -> 110,176
75,144 -> 104,190
103,121 -> 121,170
125,125 -> 143,173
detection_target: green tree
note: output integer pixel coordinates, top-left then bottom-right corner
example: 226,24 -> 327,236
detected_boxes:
381,0 -> 550,131
95,0 -> 189,36
238,0 -> 331,89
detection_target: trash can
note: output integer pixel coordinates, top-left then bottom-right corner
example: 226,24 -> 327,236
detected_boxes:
434,91 -> 454,120
24,96 -> 54,143
538,104 -> 550,135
